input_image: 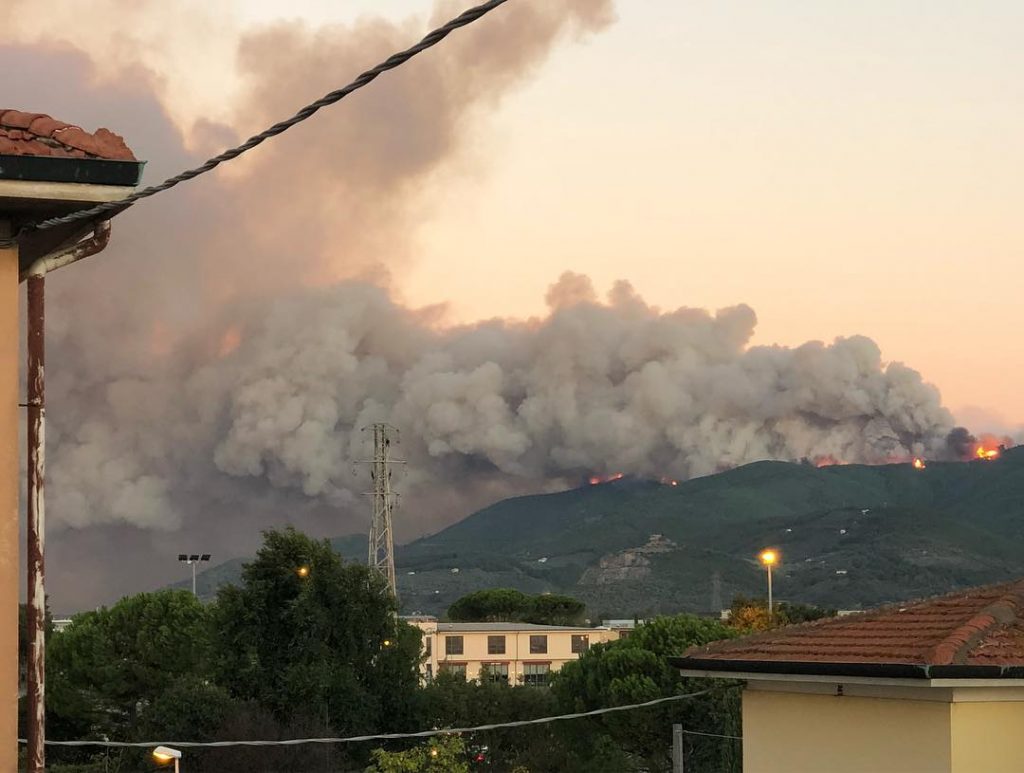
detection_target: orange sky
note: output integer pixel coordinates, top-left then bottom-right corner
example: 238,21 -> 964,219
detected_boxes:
11,0 -> 1023,431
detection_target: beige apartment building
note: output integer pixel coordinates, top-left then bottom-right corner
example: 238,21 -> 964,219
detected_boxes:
411,620 -> 620,686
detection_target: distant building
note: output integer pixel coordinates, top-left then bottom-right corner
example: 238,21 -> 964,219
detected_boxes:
674,579 -> 1024,773
409,619 -> 620,685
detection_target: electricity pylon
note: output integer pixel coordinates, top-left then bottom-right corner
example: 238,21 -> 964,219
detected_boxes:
361,423 -> 403,598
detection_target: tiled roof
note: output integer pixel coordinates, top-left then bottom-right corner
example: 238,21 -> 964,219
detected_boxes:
677,579 -> 1024,671
0,110 -> 135,161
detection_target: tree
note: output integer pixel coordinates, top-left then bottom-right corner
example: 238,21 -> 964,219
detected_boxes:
447,589 -> 531,622
728,595 -> 836,632
527,593 -> 586,626
47,590 -> 212,741
418,673 -> 559,770
446,589 -> 586,626
552,615 -> 741,773
210,527 -> 422,738
367,734 -> 469,773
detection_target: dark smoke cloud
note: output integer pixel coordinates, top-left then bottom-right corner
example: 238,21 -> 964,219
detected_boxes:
6,2 -> 977,614
7,1 -> 616,609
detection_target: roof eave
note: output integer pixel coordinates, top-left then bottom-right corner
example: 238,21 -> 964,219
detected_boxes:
0,154 -> 145,187
670,657 -> 1024,680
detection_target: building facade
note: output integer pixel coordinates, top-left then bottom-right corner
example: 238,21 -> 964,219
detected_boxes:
411,620 -> 619,686
674,579 -> 1024,773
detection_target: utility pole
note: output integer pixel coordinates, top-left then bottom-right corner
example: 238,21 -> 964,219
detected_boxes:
672,724 -> 684,772
710,571 -> 722,617
361,424 -> 403,598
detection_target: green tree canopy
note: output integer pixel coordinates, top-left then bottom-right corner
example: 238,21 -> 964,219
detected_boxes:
47,589 -> 212,741
210,527 -> 422,735
447,589 -> 586,626
367,733 -> 469,773
552,615 -> 741,772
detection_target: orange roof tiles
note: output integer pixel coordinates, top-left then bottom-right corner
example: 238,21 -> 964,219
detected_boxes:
0,110 -> 135,161
678,579 -> 1024,672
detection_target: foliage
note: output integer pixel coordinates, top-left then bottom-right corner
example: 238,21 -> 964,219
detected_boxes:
728,595 -> 836,632
210,527 -> 422,737
552,615 -> 742,772
419,674 -> 559,769
447,588 -> 586,626
367,734 -> 469,773
47,590 -> 212,740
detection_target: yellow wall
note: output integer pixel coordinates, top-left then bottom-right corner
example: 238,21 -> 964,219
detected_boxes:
0,233 -> 18,770
951,701 -> 1024,773
743,690 -> 952,773
413,623 -> 617,684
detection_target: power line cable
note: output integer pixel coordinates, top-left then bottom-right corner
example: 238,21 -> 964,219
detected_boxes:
21,687 -> 742,748
26,0 -> 510,233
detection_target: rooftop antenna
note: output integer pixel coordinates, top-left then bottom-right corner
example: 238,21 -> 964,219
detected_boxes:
359,423 -> 404,598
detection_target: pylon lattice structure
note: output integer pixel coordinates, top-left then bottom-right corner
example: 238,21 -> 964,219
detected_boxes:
364,423 -> 403,598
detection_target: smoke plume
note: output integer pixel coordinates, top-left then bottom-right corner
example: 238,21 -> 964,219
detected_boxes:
3,1 -> 976,609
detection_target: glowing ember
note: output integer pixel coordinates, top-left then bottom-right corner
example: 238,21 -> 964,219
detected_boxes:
659,476 -> 680,487
913,458 -> 926,470
975,446 -> 999,461
589,472 -> 624,485
814,455 -> 848,468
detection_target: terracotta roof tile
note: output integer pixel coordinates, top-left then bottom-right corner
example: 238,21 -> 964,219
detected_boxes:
0,109 -> 135,161
680,579 -> 1024,669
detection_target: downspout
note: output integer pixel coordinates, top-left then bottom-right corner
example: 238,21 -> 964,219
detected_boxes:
23,219 -> 110,773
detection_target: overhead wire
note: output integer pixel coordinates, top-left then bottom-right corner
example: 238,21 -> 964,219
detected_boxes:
21,686 -> 742,748
25,0 -> 511,233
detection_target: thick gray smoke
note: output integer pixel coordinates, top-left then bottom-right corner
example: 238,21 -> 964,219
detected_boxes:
4,1 -> 964,609
44,272 -> 956,539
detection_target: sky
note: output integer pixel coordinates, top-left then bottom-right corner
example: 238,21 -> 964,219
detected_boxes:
11,0 -> 1022,428
6,0 -> 1024,607
244,0 -> 1022,430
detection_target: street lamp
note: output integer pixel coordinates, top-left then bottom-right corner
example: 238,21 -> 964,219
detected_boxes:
759,549 -> 779,620
152,746 -> 182,772
296,565 -> 310,579
177,553 -> 211,597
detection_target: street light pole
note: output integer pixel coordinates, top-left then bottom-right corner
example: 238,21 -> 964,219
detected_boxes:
177,554 -> 211,598
759,549 -> 779,622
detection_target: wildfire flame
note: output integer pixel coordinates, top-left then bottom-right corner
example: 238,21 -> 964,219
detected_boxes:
975,446 -> 999,461
813,455 -> 848,468
588,472 -> 624,485
659,476 -> 679,487
913,458 -> 926,470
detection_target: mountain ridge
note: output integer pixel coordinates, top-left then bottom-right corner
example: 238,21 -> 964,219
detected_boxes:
173,449 -> 1024,617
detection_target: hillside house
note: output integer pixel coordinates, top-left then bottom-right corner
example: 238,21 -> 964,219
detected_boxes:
673,579 -> 1024,773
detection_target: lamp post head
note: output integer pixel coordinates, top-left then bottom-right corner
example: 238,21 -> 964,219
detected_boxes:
759,549 -> 778,567
297,566 -> 310,578
153,745 -> 182,762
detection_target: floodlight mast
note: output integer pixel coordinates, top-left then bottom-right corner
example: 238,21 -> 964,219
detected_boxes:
177,553 -> 211,598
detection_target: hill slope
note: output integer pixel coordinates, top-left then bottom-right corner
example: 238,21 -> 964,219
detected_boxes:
185,449 -> 1024,616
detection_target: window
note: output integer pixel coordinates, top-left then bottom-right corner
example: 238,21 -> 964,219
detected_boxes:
424,664 -> 433,682
571,634 -> 589,654
487,635 -> 506,655
440,663 -> 466,679
482,663 -> 508,684
445,635 -> 464,656
424,636 -> 432,656
523,663 -> 550,687
618,630 -> 631,640
529,635 -> 547,654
